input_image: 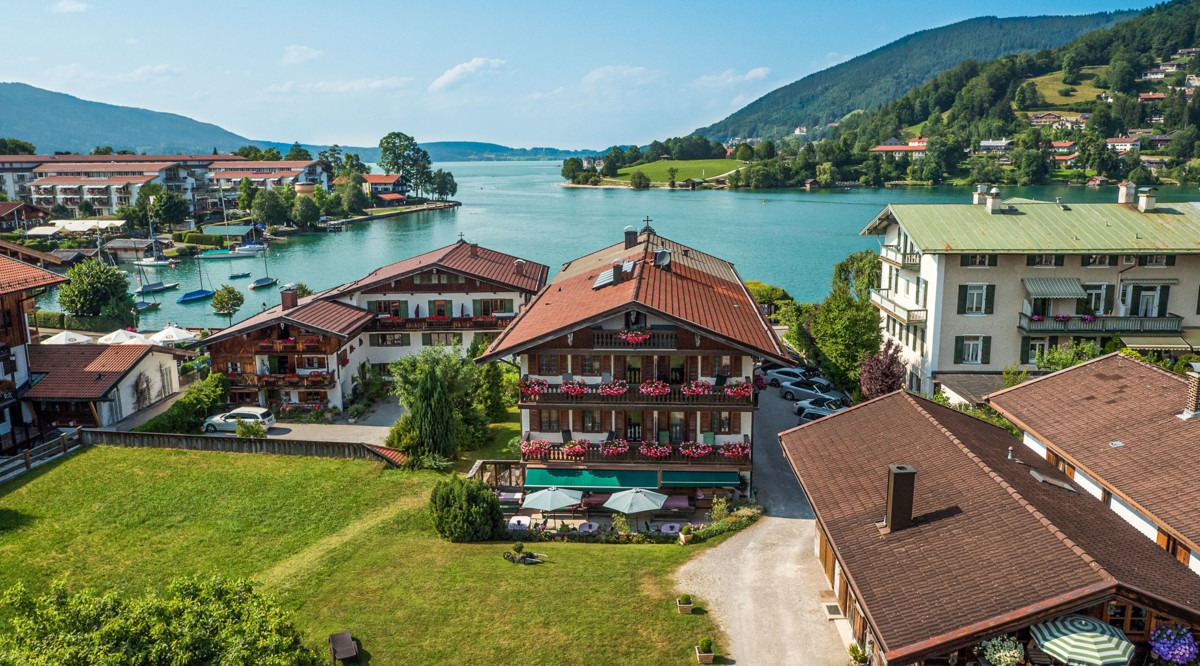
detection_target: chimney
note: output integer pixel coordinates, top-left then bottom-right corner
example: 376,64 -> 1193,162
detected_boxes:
280,285 -> 298,311
1118,180 -> 1136,204
1137,188 -> 1157,213
513,259 -> 526,276
1178,366 -> 1200,421
611,259 -> 624,284
469,242 -> 478,258
985,187 -> 1002,214
624,226 -> 638,249
972,184 -> 987,205
883,465 -> 916,533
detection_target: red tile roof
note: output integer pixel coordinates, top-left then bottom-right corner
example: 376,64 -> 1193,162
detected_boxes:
780,391 -> 1200,664
0,154 -> 244,164
211,170 -> 301,180
362,174 -> 404,184
25,344 -> 158,400
32,175 -> 157,186
199,295 -> 375,347
1052,152 -> 1080,161
0,255 -> 67,295
0,202 -> 49,219
986,353 -> 1200,550
479,232 -> 789,364
868,145 -> 924,152
208,161 -> 318,169
1051,141 -> 1076,147
328,240 -> 549,298
33,162 -> 178,173
377,193 -> 406,201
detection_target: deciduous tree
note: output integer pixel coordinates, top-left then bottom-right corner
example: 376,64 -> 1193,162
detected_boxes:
291,194 -> 320,227
211,285 -> 245,319
284,142 -> 311,160
237,177 -> 258,211
57,259 -> 132,318
150,190 -> 188,231
859,339 -> 905,399
251,188 -> 287,228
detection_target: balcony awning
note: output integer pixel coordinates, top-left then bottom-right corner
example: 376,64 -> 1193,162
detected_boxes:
1121,277 -> 1180,286
524,468 -> 658,491
661,471 -> 742,488
1022,277 -> 1086,299
1121,334 -> 1192,350
1183,328 -> 1200,348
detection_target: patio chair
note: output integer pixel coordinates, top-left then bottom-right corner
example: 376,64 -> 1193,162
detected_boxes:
560,372 -> 573,383
714,374 -> 728,387
702,431 -> 716,446
605,430 -> 615,442
600,371 -> 612,383
328,631 -> 359,663
561,429 -> 573,444
1025,640 -> 1052,665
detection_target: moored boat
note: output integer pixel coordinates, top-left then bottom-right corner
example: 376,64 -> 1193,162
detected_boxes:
132,281 -> 179,295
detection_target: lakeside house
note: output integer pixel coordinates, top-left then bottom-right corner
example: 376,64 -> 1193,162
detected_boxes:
1052,152 -> 1080,167
987,353 -> 1200,575
29,162 -> 189,217
102,238 -> 170,263
0,202 -> 50,231
475,225 -> 790,504
0,255 -> 67,449
1049,140 -> 1076,153
333,173 -> 410,205
1107,137 -> 1141,152
977,138 -> 1014,154
197,240 -> 548,410
1138,92 -> 1168,103
867,144 -> 926,159
860,183 -> 1200,400
779,390 -> 1200,665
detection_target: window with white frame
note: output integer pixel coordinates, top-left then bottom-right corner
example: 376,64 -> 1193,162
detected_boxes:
1145,255 -> 1168,267
1083,284 -> 1106,314
1086,254 -> 1111,267
965,284 -> 987,314
962,336 -> 983,364
1029,338 -> 1048,363
966,254 -> 990,267
1031,254 -> 1057,267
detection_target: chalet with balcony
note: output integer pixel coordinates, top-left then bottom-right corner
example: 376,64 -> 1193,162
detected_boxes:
0,255 -> 67,450
197,240 -> 547,410
476,226 -> 790,501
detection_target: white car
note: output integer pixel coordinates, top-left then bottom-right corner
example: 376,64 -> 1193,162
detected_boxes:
764,366 -> 829,389
203,407 -> 275,433
794,396 -> 848,422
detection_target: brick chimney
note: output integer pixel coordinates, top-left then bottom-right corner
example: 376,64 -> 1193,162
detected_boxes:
624,227 -> 638,249
611,259 -> 624,284
1178,368 -> 1200,421
1138,188 -> 1157,213
513,259 -> 525,276
469,242 -> 478,258
280,285 -> 298,311
1118,180 -> 1136,204
882,465 -> 916,533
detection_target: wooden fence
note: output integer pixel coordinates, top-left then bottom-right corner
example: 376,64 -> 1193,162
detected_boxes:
0,431 -> 85,483
79,429 -> 399,466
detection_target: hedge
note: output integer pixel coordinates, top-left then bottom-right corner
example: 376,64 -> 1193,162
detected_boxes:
171,231 -> 189,242
34,311 -> 64,329
34,311 -> 128,332
183,233 -> 223,246
134,374 -> 230,434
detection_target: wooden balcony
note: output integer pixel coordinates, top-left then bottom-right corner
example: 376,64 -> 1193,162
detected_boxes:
253,338 -> 337,354
870,288 -> 927,325
227,372 -> 335,388
1017,312 -> 1182,334
520,385 -> 753,408
880,245 -> 921,270
591,330 -> 678,350
365,316 -> 512,332
520,439 -> 751,468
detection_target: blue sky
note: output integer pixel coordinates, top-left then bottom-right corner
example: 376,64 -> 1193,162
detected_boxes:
4,0 -> 1152,149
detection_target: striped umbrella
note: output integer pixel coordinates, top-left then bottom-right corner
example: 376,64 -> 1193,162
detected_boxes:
1030,614 -> 1134,666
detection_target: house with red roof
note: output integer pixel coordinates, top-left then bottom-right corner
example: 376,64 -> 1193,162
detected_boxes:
205,160 -> 331,191
0,255 -> 66,448
333,173 -> 410,204
868,144 -> 926,159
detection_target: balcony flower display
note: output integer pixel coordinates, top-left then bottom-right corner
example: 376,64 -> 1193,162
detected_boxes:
560,378 -> 590,396
1150,622 -> 1198,665
639,379 -> 671,396
973,635 -> 1023,666
1081,314 -> 1097,322
618,327 -> 652,344
427,315 -> 449,321
1054,314 -> 1072,322
520,439 -> 551,457
724,381 -> 753,399
639,442 -> 673,458
1030,314 -> 1044,321
681,379 -> 713,396
519,377 -> 549,395
753,374 -> 766,391
562,440 -> 590,456
719,442 -> 750,459
597,379 -> 628,396
600,439 -> 630,455
679,442 -> 713,458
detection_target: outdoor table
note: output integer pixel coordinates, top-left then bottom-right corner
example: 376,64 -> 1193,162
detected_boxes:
582,493 -> 611,506
660,523 -> 682,535
578,522 -> 600,534
498,491 -> 523,505
508,516 -> 531,530
664,495 -> 691,510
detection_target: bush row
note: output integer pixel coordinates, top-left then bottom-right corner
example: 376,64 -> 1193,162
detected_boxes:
183,233 -> 223,247
34,311 -> 126,332
134,374 -> 230,434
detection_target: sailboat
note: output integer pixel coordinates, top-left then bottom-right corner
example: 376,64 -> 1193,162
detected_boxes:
176,260 -> 215,303
248,249 -> 278,290
228,258 -> 251,280
132,212 -> 178,267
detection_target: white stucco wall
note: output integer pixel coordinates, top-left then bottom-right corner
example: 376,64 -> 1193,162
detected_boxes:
1022,431 -> 1048,458
106,351 -> 180,426
1072,468 -> 1105,501
1109,495 -> 1160,541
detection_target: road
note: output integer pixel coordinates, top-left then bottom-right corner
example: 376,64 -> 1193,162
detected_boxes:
673,390 -> 847,665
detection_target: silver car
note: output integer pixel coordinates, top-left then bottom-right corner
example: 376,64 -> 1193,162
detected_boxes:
779,380 -> 846,404
203,407 -> 275,433
794,396 -> 848,422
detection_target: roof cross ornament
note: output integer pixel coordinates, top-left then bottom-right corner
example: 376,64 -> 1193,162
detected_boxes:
640,215 -> 655,234
458,232 -> 466,241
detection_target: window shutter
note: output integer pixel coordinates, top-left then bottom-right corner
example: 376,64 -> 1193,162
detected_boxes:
1131,286 -> 1144,311
731,412 -> 741,435
530,410 -> 541,431
1054,255 -> 1065,267
1137,255 -> 1148,266
1026,255 -> 1037,266
1080,255 -> 1090,267
984,285 -> 996,314
614,410 -> 624,436
572,410 -> 583,433
399,301 -> 409,318
1108,255 -> 1118,266
701,355 -> 713,377
557,355 -> 569,374
1075,297 -> 1087,314
957,285 -> 968,314
643,355 -> 655,380
602,410 -> 612,433
1166,255 -> 1177,266
1020,337 -> 1030,365
472,299 -> 481,317
1104,286 -> 1115,315
960,255 -> 970,267
421,333 -> 432,346
700,411 -> 712,434
953,336 -> 964,364
987,254 -> 998,267
427,300 -> 436,316
688,357 -> 699,381
454,333 -> 463,344
601,355 -> 612,374
1049,336 -> 1059,348
981,336 -> 992,365
1159,286 -> 1170,317
572,356 -> 583,375
1196,285 -> 1200,315
504,299 -> 514,313
731,356 -> 743,377
613,360 -> 625,380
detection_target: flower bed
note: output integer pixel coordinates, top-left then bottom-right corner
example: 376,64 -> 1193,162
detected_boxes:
561,440 -> 590,456
600,439 -> 630,455
753,374 -> 766,391
639,379 -> 671,396
618,327 -> 652,344
639,442 -> 673,458
1151,622 -> 1198,665
597,380 -> 628,396
560,379 -> 590,396
519,377 -> 549,395
681,379 -> 713,396
679,442 -> 713,458
724,381 -> 753,399
520,439 -> 551,457
719,442 -> 750,459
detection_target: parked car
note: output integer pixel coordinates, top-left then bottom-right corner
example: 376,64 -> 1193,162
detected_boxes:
779,380 -> 846,404
764,366 -> 824,388
794,396 -> 848,422
203,407 -> 276,433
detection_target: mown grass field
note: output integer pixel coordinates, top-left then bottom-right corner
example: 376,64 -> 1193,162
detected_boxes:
1028,65 -> 1110,105
614,159 -> 744,182
0,445 -> 723,664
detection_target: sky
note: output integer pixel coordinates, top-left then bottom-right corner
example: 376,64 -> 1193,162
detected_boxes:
3,0 -> 1155,149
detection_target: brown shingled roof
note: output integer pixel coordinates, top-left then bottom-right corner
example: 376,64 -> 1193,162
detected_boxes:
780,391 -> 1200,664
25,344 -> 175,400
327,240 -> 548,297
0,255 -> 67,295
479,231 -> 788,364
986,352 -> 1200,552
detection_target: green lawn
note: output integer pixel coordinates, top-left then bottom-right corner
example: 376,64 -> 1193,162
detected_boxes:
454,406 -> 521,472
0,445 -> 724,664
1028,65 -> 1110,105
614,159 -> 744,182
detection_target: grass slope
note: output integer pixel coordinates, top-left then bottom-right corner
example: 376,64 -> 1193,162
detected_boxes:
615,159 -> 744,182
1027,66 -> 1114,105
0,446 -> 722,664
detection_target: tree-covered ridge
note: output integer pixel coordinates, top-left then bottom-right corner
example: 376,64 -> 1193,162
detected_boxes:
695,11 -> 1136,141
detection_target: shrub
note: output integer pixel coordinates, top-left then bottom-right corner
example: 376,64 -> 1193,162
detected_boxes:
179,362 -> 196,375
173,244 -> 200,257
62,314 -> 124,332
184,232 -> 224,246
1173,354 -> 1200,375
511,542 -> 524,554
849,642 -> 870,663
611,512 -> 630,534
428,475 -> 504,542
170,231 -> 188,242
710,497 -> 729,522
678,594 -> 692,605
975,634 -> 1024,666
34,311 -> 65,329
699,638 -> 713,653
135,373 -> 230,433
680,524 -> 691,535
348,404 -> 367,419
235,419 -> 267,439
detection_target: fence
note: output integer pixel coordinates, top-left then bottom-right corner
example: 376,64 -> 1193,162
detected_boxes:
80,429 -> 399,466
0,431 -> 85,484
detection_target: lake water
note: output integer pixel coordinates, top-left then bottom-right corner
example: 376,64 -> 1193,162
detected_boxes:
41,161 -> 1200,329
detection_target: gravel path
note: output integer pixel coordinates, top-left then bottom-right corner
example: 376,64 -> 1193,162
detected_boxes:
674,391 -> 847,665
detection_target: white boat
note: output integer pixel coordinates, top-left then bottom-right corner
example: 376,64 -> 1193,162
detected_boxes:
133,257 -> 178,267
233,243 -> 266,253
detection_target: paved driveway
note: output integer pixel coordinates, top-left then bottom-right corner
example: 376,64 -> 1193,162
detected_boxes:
673,391 -> 847,665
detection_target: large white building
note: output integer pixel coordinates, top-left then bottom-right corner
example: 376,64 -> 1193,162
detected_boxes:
862,183 -> 1200,403
30,162 -> 189,216
205,160 -> 332,192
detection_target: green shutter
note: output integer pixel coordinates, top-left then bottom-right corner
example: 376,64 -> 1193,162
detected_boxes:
960,255 -> 970,266
455,333 -> 464,344
1026,255 -> 1037,266
1159,286 -> 1170,317
1054,254 -> 1064,267
1108,255 -> 1119,266
984,285 -> 996,314
981,336 -> 992,365
1137,255 -> 1148,266
987,254 -> 998,267
421,333 -> 432,346
1197,285 -> 1200,315
1020,337 -> 1030,364
399,301 -> 409,318
1104,286 -> 1115,315
504,299 -> 514,313
1076,297 -> 1087,315
953,336 -> 965,364
369,334 -> 380,346
1049,336 -> 1059,349
957,285 -> 968,314
1166,255 -> 1177,266
1130,286 -> 1144,313
472,299 -> 481,317
427,300 -> 436,317
1081,255 -> 1090,267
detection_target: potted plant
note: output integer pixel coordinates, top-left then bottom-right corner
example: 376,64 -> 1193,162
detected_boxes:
696,637 -> 714,664
974,634 -> 1023,666
677,593 -> 693,614
679,524 -> 694,544
848,642 -> 870,665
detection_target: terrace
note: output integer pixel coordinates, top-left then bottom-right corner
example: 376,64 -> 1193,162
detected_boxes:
226,371 -> 335,388
869,288 -> 927,325
520,383 -> 754,408
365,315 -> 513,331
879,244 -> 921,270
517,438 -> 751,468
1017,311 -> 1182,334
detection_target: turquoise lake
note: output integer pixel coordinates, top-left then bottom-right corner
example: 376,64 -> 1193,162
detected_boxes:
42,161 -> 1200,329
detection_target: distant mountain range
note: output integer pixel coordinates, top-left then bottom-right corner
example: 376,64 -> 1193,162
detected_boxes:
694,11 -> 1138,141
0,82 -> 593,161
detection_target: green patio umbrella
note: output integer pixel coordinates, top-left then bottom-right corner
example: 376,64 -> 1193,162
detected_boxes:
603,488 -> 668,514
522,487 -> 584,512
1030,614 -> 1134,666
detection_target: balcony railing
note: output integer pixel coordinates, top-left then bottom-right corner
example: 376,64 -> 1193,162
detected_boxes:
521,385 -> 753,407
880,245 -> 921,270
366,316 -> 512,331
870,288 -> 927,325
520,439 -> 751,467
592,330 -> 678,349
1017,312 -> 1183,334
226,372 -> 335,388
254,339 -> 331,353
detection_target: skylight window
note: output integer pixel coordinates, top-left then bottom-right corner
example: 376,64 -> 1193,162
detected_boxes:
1029,470 -> 1078,493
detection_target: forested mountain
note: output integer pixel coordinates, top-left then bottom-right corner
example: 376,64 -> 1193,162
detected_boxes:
694,11 -> 1137,141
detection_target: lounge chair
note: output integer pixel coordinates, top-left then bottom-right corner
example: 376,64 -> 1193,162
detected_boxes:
600,371 -> 612,383
561,429 -> 573,444
329,631 -> 359,663
714,374 -> 727,387
604,430 -> 616,443
1026,640 -> 1052,665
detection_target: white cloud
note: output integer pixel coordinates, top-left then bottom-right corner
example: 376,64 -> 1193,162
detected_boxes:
429,57 -> 504,92
529,87 -> 564,100
125,37 -> 137,45
281,44 -> 322,65
729,93 -> 755,108
263,81 -> 295,94
580,65 -> 662,93
45,62 -> 182,83
49,0 -> 87,13
692,67 -> 769,89
115,64 -> 183,82
305,77 -> 410,93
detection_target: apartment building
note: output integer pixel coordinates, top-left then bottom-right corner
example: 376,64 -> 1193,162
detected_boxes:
29,162 -> 189,216
862,183 -> 1200,401
205,160 -> 331,191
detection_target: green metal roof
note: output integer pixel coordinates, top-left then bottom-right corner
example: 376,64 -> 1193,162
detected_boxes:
661,471 -> 741,488
1121,334 -> 1192,350
202,225 -> 254,236
1022,277 -> 1086,299
862,202 -> 1200,254
524,468 -> 658,491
